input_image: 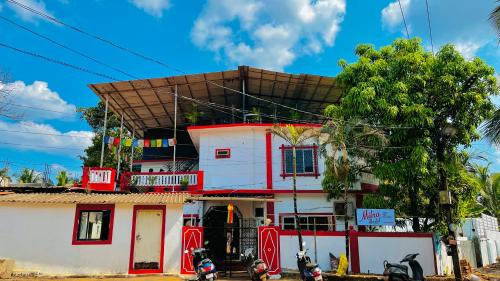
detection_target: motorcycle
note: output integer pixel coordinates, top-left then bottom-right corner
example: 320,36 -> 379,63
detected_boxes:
189,248 -> 217,281
383,253 -> 424,281
242,248 -> 269,281
296,248 -> 323,281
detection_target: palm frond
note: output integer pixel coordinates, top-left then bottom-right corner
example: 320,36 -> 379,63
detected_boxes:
490,2 -> 500,41
482,108 -> 500,145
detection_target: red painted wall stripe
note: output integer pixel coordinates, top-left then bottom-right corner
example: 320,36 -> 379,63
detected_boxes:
349,230 -> 361,273
266,201 -> 275,226
266,131 -> 273,189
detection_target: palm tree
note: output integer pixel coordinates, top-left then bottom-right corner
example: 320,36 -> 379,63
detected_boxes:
474,165 -> 500,218
56,170 -> 69,186
483,109 -> 500,145
491,1 -> 500,41
18,168 -> 40,183
272,124 -> 316,251
0,166 -> 11,186
319,119 -> 387,264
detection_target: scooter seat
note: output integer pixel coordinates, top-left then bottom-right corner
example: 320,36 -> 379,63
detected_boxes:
306,262 -> 317,269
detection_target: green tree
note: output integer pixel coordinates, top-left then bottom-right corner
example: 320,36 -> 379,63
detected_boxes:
77,101 -> 142,170
0,166 -> 11,186
319,118 -> 386,262
332,38 -> 497,232
56,170 -> 69,186
272,125 -> 315,251
17,168 -> 40,183
472,165 -> 500,218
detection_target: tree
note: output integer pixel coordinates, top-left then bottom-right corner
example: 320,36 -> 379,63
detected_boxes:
184,103 -> 203,125
17,168 -> 41,183
0,166 -> 11,186
472,165 -> 500,218
319,118 -> 386,262
332,38 -> 497,232
491,1 -> 500,41
272,125 -> 315,251
77,101 -> 142,169
56,170 -> 69,186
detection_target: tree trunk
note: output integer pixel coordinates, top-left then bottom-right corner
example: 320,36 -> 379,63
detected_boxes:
293,145 -> 304,251
409,184 -> 421,232
344,177 -> 349,268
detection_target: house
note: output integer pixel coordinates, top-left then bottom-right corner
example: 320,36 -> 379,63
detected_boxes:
0,66 -> 439,277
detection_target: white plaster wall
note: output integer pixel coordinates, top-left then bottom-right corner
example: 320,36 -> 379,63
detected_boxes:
198,127 -> 266,189
273,194 -> 356,231
357,236 -> 436,275
203,200 -> 265,219
0,203 -> 183,275
279,235 -> 345,271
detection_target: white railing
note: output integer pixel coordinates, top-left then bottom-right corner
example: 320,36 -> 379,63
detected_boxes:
131,173 -> 198,187
361,172 -> 379,185
89,169 -> 113,184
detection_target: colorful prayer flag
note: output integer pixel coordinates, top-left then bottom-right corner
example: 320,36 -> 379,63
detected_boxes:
104,136 -> 110,144
113,137 -> 120,146
107,136 -> 114,144
156,139 -> 162,147
108,143 -> 113,150
162,139 -> 169,147
132,139 -> 138,147
120,138 -> 126,147
151,139 -> 157,147
144,139 -> 150,147
125,139 -> 132,147
168,138 -> 176,146
137,139 -> 144,148
227,203 -> 234,224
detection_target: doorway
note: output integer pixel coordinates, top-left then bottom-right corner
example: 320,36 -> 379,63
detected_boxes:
129,205 -> 166,274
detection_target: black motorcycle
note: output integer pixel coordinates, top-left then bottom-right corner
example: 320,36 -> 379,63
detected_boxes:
383,253 -> 424,281
190,248 -> 217,281
296,249 -> 323,281
242,248 -> 269,281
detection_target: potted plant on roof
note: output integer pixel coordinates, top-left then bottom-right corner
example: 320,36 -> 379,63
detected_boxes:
185,103 -> 203,125
180,176 -> 189,191
147,175 -> 158,193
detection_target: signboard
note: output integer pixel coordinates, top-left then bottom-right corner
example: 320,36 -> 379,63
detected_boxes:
356,208 -> 395,226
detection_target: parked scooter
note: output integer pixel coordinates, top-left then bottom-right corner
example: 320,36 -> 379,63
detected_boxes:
383,253 -> 424,281
189,248 -> 217,281
296,247 -> 323,281
242,248 -> 270,281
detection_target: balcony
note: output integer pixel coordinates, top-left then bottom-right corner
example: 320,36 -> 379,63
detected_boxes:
120,171 -> 204,192
82,167 -> 116,191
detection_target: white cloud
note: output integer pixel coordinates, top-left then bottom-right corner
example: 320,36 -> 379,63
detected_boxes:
1,80 -> 76,121
0,120 -> 93,155
381,0 -> 497,59
191,0 -> 346,71
129,0 -> 170,18
6,0 -> 54,23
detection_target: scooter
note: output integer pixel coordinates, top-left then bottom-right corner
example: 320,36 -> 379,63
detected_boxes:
242,248 -> 269,281
190,248 -> 217,281
297,248 -> 323,281
383,253 -> 424,281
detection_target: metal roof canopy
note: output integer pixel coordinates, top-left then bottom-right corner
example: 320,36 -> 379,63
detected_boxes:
89,66 -> 341,138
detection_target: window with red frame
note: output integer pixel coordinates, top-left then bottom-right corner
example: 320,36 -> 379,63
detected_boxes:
215,148 -> 231,159
280,145 -> 318,178
73,204 -> 114,245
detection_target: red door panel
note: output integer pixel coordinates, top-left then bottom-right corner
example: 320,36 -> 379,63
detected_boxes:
180,226 -> 204,274
258,226 -> 281,275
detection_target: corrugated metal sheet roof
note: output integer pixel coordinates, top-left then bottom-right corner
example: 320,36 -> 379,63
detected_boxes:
0,192 -> 192,204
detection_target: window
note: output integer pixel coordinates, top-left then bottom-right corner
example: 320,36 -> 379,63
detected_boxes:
183,217 -> 200,226
215,148 -> 231,159
72,204 -> 115,245
280,214 -> 335,231
254,207 -> 264,217
280,145 -> 319,178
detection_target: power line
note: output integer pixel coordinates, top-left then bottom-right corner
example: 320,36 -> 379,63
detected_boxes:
0,129 -> 94,138
424,0 -> 434,54
398,0 -> 410,39
0,101 -> 75,115
0,141 -> 86,151
0,42 -> 120,81
0,15 -> 139,80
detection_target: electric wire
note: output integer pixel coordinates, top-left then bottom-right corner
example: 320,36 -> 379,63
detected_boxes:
424,0 -> 434,54
0,15 -> 139,80
398,0 -> 410,39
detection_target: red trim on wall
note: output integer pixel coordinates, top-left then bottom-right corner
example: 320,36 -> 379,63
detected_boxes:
266,131 -> 273,189
266,201 -> 275,226
183,214 -> 200,218
128,205 -> 166,274
72,204 -> 115,245
187,123 -> 322,131
215,148 -> 231,159
349,230 -> 360,273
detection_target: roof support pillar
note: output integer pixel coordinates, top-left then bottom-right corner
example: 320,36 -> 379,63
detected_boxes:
99,95 -> 109,168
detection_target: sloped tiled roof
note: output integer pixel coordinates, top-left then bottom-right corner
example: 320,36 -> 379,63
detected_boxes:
0,192 -> 193,204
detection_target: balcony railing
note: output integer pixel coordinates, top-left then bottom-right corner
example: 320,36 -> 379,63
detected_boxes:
360,172 -> 379,191
120,171 -> 204,192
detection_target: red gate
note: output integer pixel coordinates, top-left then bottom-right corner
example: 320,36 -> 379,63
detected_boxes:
180,226 -> 204,274
258,226 -> 281,275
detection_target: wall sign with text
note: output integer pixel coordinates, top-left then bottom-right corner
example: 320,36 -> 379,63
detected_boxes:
356,208 -> 395,226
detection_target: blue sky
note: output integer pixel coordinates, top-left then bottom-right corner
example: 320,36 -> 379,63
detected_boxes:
0,0 -> 499,181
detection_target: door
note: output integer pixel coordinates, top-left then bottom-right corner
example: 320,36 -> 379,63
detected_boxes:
180,226 -> 204,274
129,205 -> 166,274
258,226 -> 281,275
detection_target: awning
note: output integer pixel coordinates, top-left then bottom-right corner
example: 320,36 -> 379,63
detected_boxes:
88,66 -> 341,137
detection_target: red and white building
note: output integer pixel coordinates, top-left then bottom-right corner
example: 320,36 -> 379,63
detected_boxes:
0,67 -> 439,277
